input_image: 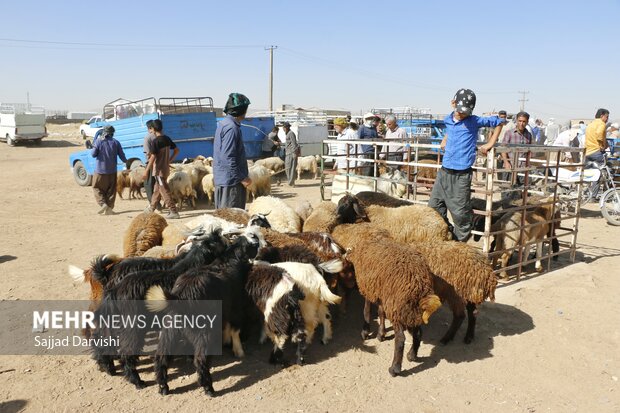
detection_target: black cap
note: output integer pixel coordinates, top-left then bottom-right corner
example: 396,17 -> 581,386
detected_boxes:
281,121 -> 291,128
453,88 -> 476,115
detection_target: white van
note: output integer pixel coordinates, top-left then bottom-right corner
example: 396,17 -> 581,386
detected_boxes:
0,104 -> 47,146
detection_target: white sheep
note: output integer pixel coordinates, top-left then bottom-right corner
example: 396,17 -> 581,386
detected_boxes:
247,164 -> 272,202
248,196 -> 302,233
255,156 -> 285,185
167,170 -> 196,209
296,155 -> 319,180
200,173 -> 215,206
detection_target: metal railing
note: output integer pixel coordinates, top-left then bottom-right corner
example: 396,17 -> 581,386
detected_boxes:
320,139 -> 586,280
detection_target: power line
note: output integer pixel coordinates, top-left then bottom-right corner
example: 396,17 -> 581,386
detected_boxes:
0,37 -> 265,49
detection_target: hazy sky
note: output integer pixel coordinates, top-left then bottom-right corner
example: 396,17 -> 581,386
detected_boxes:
1,0 -> 618,123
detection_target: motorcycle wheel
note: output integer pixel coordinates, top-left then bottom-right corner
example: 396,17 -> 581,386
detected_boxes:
600,188 -> 620,226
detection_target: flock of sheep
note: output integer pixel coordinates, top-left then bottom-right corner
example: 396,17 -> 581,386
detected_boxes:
116,155 -> 321,209
69,185 -> 505,396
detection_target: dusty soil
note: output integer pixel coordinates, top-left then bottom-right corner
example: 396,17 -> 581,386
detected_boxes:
0,124 -> 618,412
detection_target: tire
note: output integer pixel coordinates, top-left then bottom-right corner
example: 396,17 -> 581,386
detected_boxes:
6,134 -> 15,146
81,130 -> 87,139
34,139 -> 42,145
73,160 -> 92,186
601,189 -> 620,226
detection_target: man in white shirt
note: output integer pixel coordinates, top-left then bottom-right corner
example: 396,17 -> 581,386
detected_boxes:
334,117 -> 359,171
382,115 -> 408,164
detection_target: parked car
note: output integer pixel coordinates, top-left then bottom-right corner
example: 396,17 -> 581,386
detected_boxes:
0,104 -> 47,146
79,115 -> 103,138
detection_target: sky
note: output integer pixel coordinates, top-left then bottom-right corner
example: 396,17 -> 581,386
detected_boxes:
0,0 -> 618,123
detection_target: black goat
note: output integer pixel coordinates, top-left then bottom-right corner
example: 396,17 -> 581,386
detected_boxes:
90,229 -> 229,389
146,229 -> 264,396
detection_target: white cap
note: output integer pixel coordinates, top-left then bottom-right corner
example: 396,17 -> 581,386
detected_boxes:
611,122 -> 619,129
363,112 -> 378,120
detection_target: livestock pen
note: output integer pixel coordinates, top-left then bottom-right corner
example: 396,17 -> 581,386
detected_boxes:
320,138 -> 587,280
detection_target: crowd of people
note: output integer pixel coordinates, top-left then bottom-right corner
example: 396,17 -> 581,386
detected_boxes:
89,89 -> 615,243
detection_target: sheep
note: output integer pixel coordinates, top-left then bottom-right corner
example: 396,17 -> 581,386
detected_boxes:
91,228 -> 232,387
405,240 -> 496,345
180,163 -> 210,197
377,168 -> 408,198
245,264 -> 307,365
353,191 -> 412,208
331,223 -> 442,377
296,155 -> 319,180
161,223 -> 188,248
209,207 -> 250,226
248,196 -> 301,233
141,245 -> 177,258
271,262 -> 341,346
247,164 -> 272,202
255,156 -> 285,174
201,173 -> 215,206
167,170 -> 196,209
116,170 -> 132,199
294,200 -> 314,225
122,212 -> 168,257
302,201 -> 340,233
145,227 -> 266,396
128,166 -> 146,199
492,203 -> 554,279
336,193 -> 452,243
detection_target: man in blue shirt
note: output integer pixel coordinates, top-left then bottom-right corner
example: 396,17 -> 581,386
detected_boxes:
428,88 -> 505,241
213,93 -> 252,209
358,112 -> 379,175
91,125 -> 127,215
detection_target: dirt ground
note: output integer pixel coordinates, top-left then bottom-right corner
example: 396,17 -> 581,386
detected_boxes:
0,124 -> 619,413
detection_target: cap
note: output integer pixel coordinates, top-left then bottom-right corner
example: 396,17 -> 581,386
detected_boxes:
224,93 -> 251,116
453,89 -> 476,115
333,118 -> 348,127
281,121 -> 291,128
611,122 -> 619,129
363,112 -> 378,120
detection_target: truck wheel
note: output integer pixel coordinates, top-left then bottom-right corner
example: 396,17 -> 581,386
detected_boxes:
34,139 -> 43,145
6,135 -> 15,146
73,161 -> 92,186
81,130 -> 87,139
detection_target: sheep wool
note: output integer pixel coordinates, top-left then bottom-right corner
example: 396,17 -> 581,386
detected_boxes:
365,204 -> 451,243
302,201 -> 340,233
122,212 -> 168,257
248,196 -> 301,233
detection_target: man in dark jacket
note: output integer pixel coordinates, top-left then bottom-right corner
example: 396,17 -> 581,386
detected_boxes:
213,93 -> 252,209
91,125 -> 127,215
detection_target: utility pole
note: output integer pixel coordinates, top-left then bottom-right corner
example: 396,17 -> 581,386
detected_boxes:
518,90 -> 529,111
265,45 -> 278,112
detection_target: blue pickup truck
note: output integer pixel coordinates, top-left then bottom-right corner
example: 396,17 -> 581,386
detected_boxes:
69,96 -> 274,186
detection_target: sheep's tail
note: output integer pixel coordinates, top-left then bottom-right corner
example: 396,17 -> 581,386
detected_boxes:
68,265 -> 85,282
90,254 -> 122,286
145,286 -> 171,312
318,258 -> 344,274
420,294 -> 442,324
319,282 -> 342,305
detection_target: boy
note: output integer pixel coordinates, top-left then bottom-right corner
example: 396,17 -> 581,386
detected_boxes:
143,119 -> 180,219
428,88 -> 505,242
91,125 -> 127,215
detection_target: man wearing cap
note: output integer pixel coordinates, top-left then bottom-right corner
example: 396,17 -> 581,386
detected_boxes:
428,88 -> 505,242
90,125 -> 127,215
333,117 -> 358,171
213,93 -> 252,209
358,113 -> 379,175
282,121 -> 300,186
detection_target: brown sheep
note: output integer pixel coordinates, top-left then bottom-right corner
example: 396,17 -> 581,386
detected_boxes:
354,191 -> 412,208
116,170 -> 131,199
331,223 -> 442,377
122,212 -> 168,257
302,201 -> 340,233
210,208 -> 250,226
407,240 -> 496,344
